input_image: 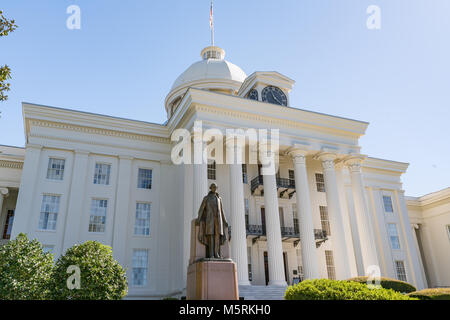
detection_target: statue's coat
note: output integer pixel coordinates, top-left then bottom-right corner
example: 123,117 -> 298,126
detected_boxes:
197,191 -> 229,246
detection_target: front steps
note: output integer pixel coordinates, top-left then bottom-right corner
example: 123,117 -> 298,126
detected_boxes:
239,285 -> 287,300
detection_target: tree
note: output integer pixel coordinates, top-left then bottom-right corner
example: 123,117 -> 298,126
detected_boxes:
48,241 -> 128,300
0,10 -> 18,101
0,233 -> 54,300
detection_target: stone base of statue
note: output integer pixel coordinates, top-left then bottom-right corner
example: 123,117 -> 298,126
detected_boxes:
186,219 -> 239,300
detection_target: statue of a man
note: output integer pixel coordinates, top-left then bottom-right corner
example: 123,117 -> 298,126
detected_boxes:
196,183 -> 229,259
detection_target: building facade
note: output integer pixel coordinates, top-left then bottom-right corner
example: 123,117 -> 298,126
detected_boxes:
0,46 -> 448,298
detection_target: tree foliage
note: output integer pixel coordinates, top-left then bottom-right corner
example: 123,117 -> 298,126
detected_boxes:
0,10 -> 18,101
0,233 -> 54,300
48,241 -> 128,300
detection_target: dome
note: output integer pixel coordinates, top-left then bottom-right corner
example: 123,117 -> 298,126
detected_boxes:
171,47 -> 247,90
165,46 -> 247,115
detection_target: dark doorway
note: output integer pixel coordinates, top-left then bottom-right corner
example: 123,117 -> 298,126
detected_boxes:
2,210 -> 14,240
261,207 -> 266,234
264,251 -> 269,285
283,252 -> 289,283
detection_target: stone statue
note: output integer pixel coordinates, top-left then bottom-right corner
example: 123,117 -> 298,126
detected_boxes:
196,183 -> 229,259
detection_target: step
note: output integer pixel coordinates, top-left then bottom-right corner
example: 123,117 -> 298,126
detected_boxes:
239,285 -> 287,300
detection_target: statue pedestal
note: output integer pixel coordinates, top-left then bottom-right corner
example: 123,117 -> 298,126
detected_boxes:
187,260 -> 239,300
186,219 -> 238,300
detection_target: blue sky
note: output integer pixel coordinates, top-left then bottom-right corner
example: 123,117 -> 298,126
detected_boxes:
0,0 -> 449,197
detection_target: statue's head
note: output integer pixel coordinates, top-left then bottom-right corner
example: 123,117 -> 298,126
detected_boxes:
210,183 -> 217,193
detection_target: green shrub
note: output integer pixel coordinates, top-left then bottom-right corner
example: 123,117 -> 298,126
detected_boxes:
407,288 -> 450,300
347,276 -> 416,293
285,279 -> 416,300
0,233 -> 54,300
48,241 -> 127,300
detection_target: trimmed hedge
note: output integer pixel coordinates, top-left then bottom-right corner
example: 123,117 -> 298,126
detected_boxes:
48,241 -> 128,300
285,279 -> 416,300
408,288 -> 450,300
347,276 -> 416,293
0,233 -> 54,300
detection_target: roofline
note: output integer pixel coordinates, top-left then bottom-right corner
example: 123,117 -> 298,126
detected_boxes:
0,144 -> 25,149
191,88 -> 370,126
21,102 -> 166,127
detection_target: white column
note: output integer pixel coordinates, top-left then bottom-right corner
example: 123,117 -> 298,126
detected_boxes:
0,188 -> 9,224
228,161 -> 251,285
112,155 -> 133,266
288,148 -> 319,279
10,144 -> 42,239
411,224 -> 428,288
316,152 -> 351,279
226,138 -> 250,285
193,135 -> 208,218
344,156 -> 380,275
62,150 -> 89,252
262,151 -> 286,286
395,190 -> 426,290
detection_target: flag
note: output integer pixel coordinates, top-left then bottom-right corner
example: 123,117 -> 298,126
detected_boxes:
210,1 -> 214,30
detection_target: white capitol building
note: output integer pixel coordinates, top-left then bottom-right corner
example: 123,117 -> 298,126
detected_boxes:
0,46 -> 449,299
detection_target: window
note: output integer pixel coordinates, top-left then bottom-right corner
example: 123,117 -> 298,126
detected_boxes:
132,249 -> 148,286
292,204 -> 299,234
39,195 -> 60,230
137,168 -> 152,189
320,206 -> 331,236
89,199 -> 107,233
447,225 -> 450,242
325,250 -> 336,280
289,169 -> 295,182
244,199 -> 249,227
315,173 -> 325,192
46,158 -> 65,180
242,164 -> 248,184
383,195 -> 394,213
134,203 -> 151,236
207,161 -> 216,180
395,261 -> 407,282
387,223 -> 401,250
93,163 -> 111,185
247,247 -> 252,282
2,210 -> 14,239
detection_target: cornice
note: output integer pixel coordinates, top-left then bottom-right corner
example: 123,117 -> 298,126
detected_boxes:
27,119 -> 171,145
409,187 -> 450,208
172,88 -> 368,139
22,102 -> 169,142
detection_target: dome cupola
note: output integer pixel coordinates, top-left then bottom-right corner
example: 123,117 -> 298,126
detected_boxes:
165,46 -> 247,117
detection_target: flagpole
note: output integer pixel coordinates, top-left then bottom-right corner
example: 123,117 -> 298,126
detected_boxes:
210,0 -> 214,47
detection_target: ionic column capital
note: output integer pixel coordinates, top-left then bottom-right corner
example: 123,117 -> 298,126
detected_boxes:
343,154 -> 367,173
315,152 -> 338,170
287,146 -> 310,165
0,187 -> 9,197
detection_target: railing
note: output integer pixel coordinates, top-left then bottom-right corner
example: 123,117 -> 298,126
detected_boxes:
280,226 -> 298,237
250,175 -> 296,193
246,224 -> 327,241
314,229 -> 327,240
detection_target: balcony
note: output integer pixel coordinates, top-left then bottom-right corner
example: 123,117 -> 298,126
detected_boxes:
251,175 -> 296,198
246,224 -> 328,247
